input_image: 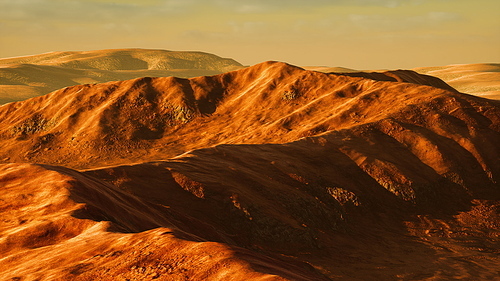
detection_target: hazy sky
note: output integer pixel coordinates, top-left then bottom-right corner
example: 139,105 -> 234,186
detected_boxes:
1,0 -> 499,69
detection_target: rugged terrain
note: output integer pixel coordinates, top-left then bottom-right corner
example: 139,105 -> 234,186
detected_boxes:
0,61 -> 499,280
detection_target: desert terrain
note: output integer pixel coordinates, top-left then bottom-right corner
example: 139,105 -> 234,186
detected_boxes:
1,50 -> 498,106
0,49 -> 243,105
0,51 -> 499,280
305,63 -> 500,101
414,64 -> 500,100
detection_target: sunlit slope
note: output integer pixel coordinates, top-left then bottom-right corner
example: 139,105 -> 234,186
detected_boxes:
414,63 -> 500,100
0,49 -> 244,104
304,63 -> 500,100
0,61 -> 471,169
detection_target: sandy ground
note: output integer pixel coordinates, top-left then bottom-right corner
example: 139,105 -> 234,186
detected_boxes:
0,49 -> 243,104
305,63 -> 500,101
414,63 -> 500,100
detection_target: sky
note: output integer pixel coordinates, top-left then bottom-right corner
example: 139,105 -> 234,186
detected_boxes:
1,0 -> 499,69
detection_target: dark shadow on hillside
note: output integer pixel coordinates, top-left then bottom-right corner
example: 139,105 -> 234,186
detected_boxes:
37,126 -> 499,280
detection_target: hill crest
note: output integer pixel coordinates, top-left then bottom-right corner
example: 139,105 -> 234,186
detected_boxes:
0,60 -> 494,170
0,48 -> 244,104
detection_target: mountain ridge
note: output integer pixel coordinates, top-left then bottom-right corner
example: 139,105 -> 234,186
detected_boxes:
0,61 -> 479,169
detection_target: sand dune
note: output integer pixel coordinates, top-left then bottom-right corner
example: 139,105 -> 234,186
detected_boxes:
304,63 -> 500,100
0,49 -> 244,104
413,63 -> 500,100
0,61 -> 499,280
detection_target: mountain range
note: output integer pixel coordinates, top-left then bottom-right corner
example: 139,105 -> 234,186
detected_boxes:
0,51 -> 499,280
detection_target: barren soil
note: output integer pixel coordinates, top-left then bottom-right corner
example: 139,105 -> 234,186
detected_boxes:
414,63 -> 500,100
0,49 -> 243,104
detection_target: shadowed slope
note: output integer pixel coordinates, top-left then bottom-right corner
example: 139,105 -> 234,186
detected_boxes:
0,163 -> 328,280
81,123 -> 499,279
0,49 -> 244,104
339,69 -> 459,92
1,99 -> 499,279
302,66 -> 358,73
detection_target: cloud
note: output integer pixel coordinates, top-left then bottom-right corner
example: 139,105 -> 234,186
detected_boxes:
181,21 -> 272,43
426,11 -> 462,22
348,0 -> 423,7
212,0 -> 424,13
348,11 -> 462,31
0,0 -> 193,22
232,4 -> 267,14
228,21 -> 268,33
0,0 -> 204,44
